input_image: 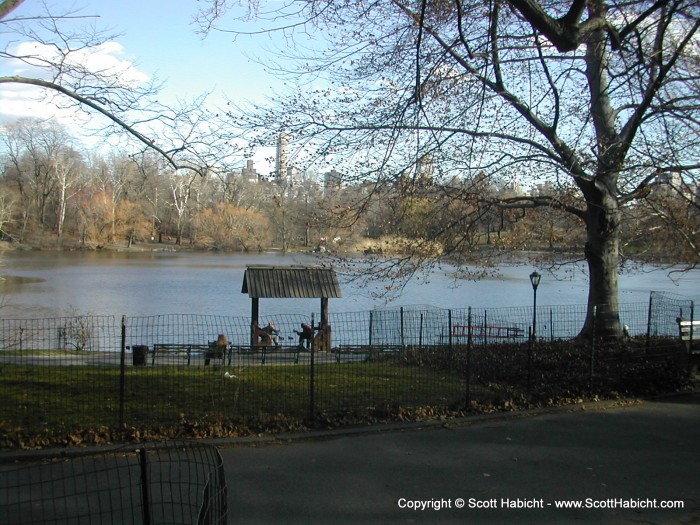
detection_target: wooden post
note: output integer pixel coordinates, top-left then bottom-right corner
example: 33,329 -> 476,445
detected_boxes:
250,297 -> 259,346
320,297 -> 329,327
319,297 -> 330,351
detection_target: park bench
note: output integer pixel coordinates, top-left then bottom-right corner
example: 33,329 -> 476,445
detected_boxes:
231,345 -> 302,365
151,344 -> 226,366
334,345 -> 404,362
677,319 -> 699,353
451,324 -> 526,341
334,345 -> 372,362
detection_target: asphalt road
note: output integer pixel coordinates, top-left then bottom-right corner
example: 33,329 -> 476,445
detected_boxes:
220,393 -> 700,524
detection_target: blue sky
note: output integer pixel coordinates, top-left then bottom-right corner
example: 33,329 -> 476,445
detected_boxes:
83,1 -> 280,102
9,0 -> 283,101
2,0 -> 287,171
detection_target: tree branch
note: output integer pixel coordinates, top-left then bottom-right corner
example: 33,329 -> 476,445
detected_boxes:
0,0 -> 24,21
0,75 -> 206,176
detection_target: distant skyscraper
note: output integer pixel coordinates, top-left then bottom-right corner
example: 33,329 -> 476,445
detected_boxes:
241,159 -> 258,181
276,133 -> 288,182
416,154 -> 434,181
324,169 -> 343,196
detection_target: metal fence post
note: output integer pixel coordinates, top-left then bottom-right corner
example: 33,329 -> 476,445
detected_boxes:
549,309 -> 553,341
447,309 -> 453,365
448,309 -> 453,348
309,312 -> 316,422
138,447 -> 152,525
689,301 -> 695,355
646,293 -> 654,354
590,305 -> 597,385
688,301 -> 695,355
419,313 -> 424,346
465,307 -> 472,412
368,311 -> 373,346
400,307 -> 405,347
527,326 -> 533,401
119,315 -> 126,431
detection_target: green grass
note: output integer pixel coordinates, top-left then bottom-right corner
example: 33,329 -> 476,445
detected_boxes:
0,361 -> 466,444
1,340 -> 683,448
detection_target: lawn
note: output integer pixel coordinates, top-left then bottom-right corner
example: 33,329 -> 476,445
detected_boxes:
0,360 -> 466,447
1,337 -> 684,448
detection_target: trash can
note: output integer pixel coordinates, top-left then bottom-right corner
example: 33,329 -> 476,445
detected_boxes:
132,345 -> 148,366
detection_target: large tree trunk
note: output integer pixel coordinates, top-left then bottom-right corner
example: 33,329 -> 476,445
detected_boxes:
580,182 -> 622,339
578,0 -> 623,340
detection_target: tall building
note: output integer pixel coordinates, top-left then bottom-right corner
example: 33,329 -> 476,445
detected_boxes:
416,154 -> 434,183
531,181 -> 555,197
241,159 -> 258,182
652,170 -> 693,200
324,169 -> 343,196
275,132 -> 288,182
286,165 -> 304,187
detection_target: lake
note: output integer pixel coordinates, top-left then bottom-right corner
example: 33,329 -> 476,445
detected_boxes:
0,250 -> 698,319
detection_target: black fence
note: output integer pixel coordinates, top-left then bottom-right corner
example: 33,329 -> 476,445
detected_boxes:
0,441 -> 228,524
0,292 -> 695,448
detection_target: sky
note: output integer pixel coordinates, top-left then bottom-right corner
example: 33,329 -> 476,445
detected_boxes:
1,0 -> 287,173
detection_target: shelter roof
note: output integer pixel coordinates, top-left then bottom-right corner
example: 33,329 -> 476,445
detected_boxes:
241,265 -> 342,299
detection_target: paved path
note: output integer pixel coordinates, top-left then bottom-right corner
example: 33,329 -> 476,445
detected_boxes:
220,393 -> 700,524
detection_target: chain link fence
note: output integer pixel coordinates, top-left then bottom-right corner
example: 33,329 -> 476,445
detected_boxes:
0,292 -> 695,447
0,441 -> 227,525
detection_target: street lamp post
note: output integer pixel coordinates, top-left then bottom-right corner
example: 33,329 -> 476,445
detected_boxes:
529,271 -> 541,340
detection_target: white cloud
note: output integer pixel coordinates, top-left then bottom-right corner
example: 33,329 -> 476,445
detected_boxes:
0,39 -> 150,136
8,40 -> 149,87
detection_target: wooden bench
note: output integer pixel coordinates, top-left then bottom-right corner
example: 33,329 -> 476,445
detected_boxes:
677,319 -> 699,353
452,325 -> 526,341
151,344 -> 226,366
232,345 -> 301,365
334,345 -> 371,362
334,345 -> 403,362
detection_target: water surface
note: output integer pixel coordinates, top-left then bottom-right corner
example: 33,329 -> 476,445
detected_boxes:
0,251 -> 697,319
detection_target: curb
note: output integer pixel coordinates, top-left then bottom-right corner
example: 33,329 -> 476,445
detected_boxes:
216,397 -> 643,449
3,392 -> 696,463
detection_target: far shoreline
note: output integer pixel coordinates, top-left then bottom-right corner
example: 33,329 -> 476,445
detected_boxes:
0,239 -> 692,270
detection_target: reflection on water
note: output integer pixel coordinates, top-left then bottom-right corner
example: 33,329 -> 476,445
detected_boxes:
0,250 -> 698,319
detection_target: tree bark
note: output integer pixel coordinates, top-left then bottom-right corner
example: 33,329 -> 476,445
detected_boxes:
580,181 -> 621,338
578,0 -> 622,339
0,0 -> 24,20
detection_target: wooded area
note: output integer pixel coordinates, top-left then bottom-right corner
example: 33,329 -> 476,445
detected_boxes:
0,116 -> 696,264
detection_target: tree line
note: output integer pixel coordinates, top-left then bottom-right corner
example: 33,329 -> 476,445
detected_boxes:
0,117 -> 696,264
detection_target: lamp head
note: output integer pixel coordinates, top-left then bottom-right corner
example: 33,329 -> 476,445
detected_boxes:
529,271 -> 541,290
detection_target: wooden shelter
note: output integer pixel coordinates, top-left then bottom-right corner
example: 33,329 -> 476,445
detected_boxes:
241,265 -> 342,350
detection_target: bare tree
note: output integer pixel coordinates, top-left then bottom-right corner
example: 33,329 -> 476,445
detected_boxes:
0,118 -> 71,233
0,1 -> 235,177
52,145 -> 84,238
89,153 -> 139,243
0,187 -> 14,238
167,170 -> 199,245
198,0 -> 700,338
634,176 -> 700,263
